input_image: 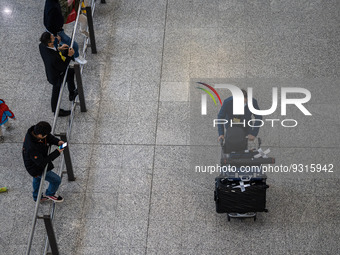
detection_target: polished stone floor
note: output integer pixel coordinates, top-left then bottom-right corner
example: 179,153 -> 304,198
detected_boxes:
0,0 -> 339,254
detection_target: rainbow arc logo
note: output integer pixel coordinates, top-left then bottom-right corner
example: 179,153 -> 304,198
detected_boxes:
196,82 -> 222,115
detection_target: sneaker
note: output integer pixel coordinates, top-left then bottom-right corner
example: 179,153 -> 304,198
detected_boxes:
6,125 -> 14,131
80,30 -> 89,37
34,195 -> 48,203
0,136 -> 4,143
46,195 -> 64,203
75,57 -> 87,65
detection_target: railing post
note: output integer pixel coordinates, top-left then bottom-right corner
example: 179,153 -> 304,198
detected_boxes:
86,6 -> 97,54
43,215 -> 59,255
74,64 -> 87,112
60,133 -> 75,181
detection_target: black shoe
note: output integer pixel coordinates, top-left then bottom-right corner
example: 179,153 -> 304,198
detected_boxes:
55,109 -> 71,117
69,89 -> 78,101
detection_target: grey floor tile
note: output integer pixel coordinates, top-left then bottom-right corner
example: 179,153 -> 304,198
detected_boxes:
159,82 -> 189,102
70,144 -> 93,168
181,220 -> 220,250
113,247 -> 146,255
70,121 -> 96,144
156,102 -> 190,145
147,220 -> 183,250
114,219 -> 148,248
119,169 -> 152,195
129,80 -> 160,102
83,192 -> 118,219
151,168 -> 187,195
116,193 -> 150,221
315,195 -> 340,223
94,120 -> 127,144
59,167 -> 89,193
124,101 -> 158,144
55,192 -> 86,220
217,63 -> 246,78
150,192 -> 184,221
87,167 -> 121,193
278,104 -> 340,148
161,59 -> 190,82
318,222 -> 340,254
154,145 -> 190,169
122,145 -> 155,170
102,80 -> 132,101
91,145 -> 124,168
285,223 -> 320,251
54,218 -> 82,254
166,0 -> 193,29
76,246 -> 115,255
79,218 -> 116,247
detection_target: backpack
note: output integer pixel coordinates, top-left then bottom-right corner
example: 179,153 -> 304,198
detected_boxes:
224,126 -> 247,153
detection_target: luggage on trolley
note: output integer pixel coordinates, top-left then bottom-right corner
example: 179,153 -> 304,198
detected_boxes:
215,127 -> 275,221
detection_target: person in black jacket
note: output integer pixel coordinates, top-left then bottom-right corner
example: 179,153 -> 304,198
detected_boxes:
44,0 -> 87,65
23,121 -> 65,202
39,32 -> 78,117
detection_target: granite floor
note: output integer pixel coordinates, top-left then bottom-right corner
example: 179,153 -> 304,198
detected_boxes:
0,0 -> 339,255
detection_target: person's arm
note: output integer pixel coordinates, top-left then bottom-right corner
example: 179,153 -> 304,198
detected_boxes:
46,134 -> 61,146
28,147 -> 61,170
249,99 -> 262,137
4,107 -> 15,119
52,49 -> 72,73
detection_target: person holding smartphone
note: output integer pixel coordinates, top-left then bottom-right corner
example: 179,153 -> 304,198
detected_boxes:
22,121 -> 66,202
39,32 -> 78,116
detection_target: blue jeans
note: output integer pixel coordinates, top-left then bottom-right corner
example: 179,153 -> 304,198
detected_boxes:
33,171 -> 61,201
56,30 -> 80,58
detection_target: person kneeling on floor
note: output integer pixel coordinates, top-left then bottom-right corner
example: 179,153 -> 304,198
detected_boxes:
22,121 -> 65,202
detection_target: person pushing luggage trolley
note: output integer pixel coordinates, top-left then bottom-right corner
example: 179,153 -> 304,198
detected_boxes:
215,89 -> 275,221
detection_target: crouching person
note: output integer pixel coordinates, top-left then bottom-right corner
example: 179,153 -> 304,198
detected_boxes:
22,121 -> 65,202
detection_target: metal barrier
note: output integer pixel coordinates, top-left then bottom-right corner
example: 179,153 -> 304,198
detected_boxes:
25,0 -> 105,254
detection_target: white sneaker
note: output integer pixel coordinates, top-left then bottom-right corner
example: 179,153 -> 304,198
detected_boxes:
75,57 -> 87,65
80,30 -> 89,37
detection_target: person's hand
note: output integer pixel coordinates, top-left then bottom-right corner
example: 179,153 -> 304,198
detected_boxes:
248,134 -> 256,141
68,47 -> 75,56
13,117 -> 16,120
58,44 -> 69,51
218,135 -> 224,142
68,0 -> 73,6
58,141 -> 65,146
57,147 -> 64,153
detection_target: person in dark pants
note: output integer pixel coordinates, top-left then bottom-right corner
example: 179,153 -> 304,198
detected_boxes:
22,121 -> 65,202
217,89 -> 262,144
39,32 -> 78,116
44,0 -> 87,65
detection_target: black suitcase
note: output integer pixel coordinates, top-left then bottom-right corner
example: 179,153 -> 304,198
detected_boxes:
214,175 -> 269,214
216,137 -> 273,220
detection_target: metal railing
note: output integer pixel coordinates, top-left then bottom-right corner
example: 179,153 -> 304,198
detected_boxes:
25,0 -> 103,254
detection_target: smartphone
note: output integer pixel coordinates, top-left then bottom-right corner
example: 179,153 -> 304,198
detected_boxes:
58,142 -> 68,150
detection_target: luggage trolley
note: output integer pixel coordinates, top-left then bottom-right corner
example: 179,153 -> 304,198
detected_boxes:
214,137 -> 275,221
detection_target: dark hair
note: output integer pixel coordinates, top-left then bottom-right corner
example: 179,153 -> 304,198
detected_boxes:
34,121 -> 52,136
40,32 -> 52,46
241,89 -> 247,98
